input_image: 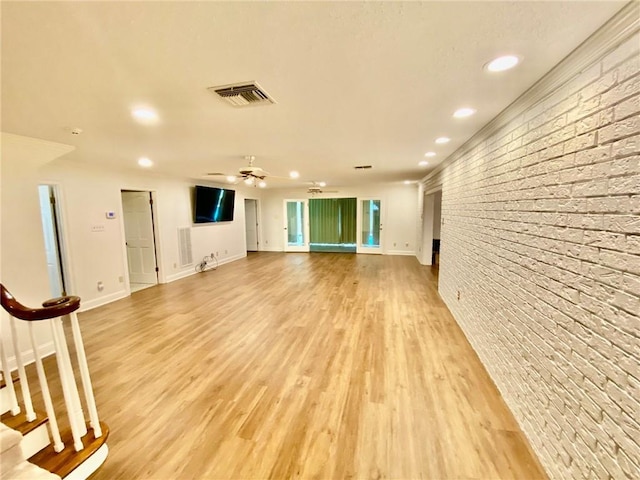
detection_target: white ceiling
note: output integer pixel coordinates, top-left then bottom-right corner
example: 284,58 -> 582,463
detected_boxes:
1,1 -> 627,189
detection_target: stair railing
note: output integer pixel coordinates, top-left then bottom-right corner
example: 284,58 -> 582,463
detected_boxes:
0,284 -> 102,453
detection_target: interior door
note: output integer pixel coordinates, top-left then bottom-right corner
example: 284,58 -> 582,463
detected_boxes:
38,185 -> 66,296
357,198 -> 383,254
245,199 -> 258,251
121,191 -> 158,284
283,199 -> 309,252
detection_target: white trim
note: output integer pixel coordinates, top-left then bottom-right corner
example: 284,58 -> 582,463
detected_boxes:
165,269 -> 196,283
384,250 -> 415,256
165,252 -> 247,283
64,443 -> 109,480
78,291 -> 128,312
421,1 -> 640,187
6,341 -> 55,372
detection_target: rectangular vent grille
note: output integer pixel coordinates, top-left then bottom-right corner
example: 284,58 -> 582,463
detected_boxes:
178,227 -> 193,267
209,81 -> 275,107
354,165 -> 373,170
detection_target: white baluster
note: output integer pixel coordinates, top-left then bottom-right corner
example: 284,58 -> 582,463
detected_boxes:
69,311 -> 101,437
8,315 -> 36,421
0,336 -> 20,415
28,322 -> 64,452
51,318 -> 84,451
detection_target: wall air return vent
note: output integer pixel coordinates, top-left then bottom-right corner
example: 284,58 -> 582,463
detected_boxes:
208,81 -> 275,107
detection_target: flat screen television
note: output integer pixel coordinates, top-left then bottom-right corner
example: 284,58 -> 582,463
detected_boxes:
193,185 -> 236,223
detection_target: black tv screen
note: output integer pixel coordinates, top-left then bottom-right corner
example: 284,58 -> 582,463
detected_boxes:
194,185 -> 235,223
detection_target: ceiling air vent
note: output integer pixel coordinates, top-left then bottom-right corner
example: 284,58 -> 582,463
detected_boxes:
354,165 -> 373,170
208,81 -> 275,108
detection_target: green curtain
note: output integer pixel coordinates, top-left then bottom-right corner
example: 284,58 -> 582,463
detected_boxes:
309,198 -> 356,244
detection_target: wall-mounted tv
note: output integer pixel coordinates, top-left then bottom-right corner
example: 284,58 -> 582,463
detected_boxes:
193,185 -> 236,223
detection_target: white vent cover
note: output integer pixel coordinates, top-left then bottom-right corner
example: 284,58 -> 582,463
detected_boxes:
208,81 -> 275,107
178,227 -> 193,267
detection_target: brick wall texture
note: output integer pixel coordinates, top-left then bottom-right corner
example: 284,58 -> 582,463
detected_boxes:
428,32 -> 639,479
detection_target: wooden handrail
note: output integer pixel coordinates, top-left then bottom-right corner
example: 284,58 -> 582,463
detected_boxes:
0,284 -> 80,321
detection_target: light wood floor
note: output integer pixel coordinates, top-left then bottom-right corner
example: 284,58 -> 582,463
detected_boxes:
73,253 -> 545,479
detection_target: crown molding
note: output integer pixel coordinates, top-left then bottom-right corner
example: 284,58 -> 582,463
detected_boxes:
421,1 -> 640,188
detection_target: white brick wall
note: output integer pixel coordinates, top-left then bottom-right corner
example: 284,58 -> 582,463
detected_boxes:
423,26 -> 639,480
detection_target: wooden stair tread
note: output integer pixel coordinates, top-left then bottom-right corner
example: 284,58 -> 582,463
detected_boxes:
29,421 -> 109,479
1,410 -> 49,435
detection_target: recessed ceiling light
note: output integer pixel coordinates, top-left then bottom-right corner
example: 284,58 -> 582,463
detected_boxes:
419,160 -> 429,167
424,151 -> 436,157
138,157 -> 153,168
289,171 -> 300,179
453,107 -> 476,118
131,107 -> 159,124
404,180 -> 412,185
318,182 -> 326,187
258,181 -> 267,188
485,55 -> 520,72
435,137 -> 450,144
227,176 -> 236,183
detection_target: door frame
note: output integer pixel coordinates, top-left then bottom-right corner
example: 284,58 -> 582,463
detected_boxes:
357,197 -> 384,254
283,199 -> 309,252
38,183 -> 74,296
119,189 -> 163,293
244,198 -> 260,252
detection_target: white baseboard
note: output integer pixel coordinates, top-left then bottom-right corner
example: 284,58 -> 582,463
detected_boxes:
79,291 -> 128,313
165,253 -> 247,283
165,268 -> 196,283
385,250 -> 416,256
6,341 -> 55,372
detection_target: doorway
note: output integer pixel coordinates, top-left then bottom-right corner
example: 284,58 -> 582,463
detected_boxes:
121,190 -> 159,293
244,199 -> 259,252
308,198 -> 356,253
38,185 -> 68,297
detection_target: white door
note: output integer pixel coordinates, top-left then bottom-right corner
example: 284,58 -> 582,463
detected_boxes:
283,199 -> 309,252
245,199 -> 258,252
357,198 -> 383,254
122,191 -> 158,284
38,185 -> 65,296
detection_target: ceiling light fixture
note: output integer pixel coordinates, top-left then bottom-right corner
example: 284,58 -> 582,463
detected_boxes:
419,161 -> 429,167
227,176 -> 236,183
424,151 -> 436,157
318,182 -> 326,187
131,107 -> 159,124
485,55 -> 520,72
258,181 -> 267,188
289,171 -> 300,179
435,137 -> 450,144
244,178 -> 254,185
137,157 -> 153,168
404,180 -> 412,185
453,107 -> 476,118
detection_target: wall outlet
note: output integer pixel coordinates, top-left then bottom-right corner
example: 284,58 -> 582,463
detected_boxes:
97,281 -> 104,291
393,242 -> 397,247
405,242 -> 409,247
225,250 -> 228,254
173,262 -> 177,269
211,252 -> 214,258
457,291 -> 461,300
215,251 -> 219,257
118,276 -> 124,283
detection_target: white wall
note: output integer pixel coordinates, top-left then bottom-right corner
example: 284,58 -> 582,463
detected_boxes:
433,190 -> 442,240
421,21 -> 639,480
260,184 -> 418,254
1,133 -> 75,359
1,151 -> 256,313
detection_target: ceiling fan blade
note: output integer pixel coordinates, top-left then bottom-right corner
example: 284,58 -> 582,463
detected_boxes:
206,172 -> 227,176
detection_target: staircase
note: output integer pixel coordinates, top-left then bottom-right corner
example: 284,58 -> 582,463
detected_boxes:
0,285 -> 108,479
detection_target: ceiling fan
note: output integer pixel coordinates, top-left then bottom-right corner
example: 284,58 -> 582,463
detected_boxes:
207,155 -> 272,186
307,182 -> 338,195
